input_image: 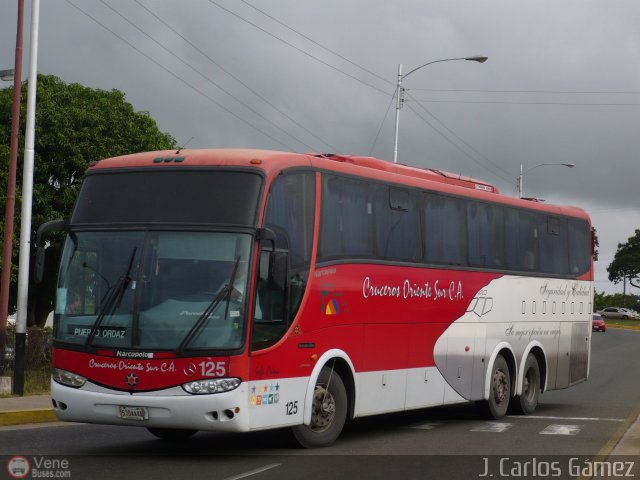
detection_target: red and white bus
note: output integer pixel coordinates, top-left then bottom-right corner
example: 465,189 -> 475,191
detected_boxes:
38,149 -> 594,447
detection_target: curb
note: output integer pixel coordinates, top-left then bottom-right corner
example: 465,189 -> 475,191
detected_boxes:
0,408 -> 58,426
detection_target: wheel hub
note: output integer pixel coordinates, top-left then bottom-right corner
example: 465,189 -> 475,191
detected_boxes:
310,384 -> 335,432
493,369 -> 508,404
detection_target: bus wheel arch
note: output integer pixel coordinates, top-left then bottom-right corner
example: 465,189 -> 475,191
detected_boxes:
302,350 -> 356,425
293,350 -> 355,448
478,345 -> 516,419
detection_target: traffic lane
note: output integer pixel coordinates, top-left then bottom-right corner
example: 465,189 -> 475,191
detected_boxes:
0,403 -> 628,457
538,328 -> 640,421
0,330 -> 637,457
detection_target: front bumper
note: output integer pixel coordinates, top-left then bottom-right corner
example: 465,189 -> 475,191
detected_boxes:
51,380 -> 250,432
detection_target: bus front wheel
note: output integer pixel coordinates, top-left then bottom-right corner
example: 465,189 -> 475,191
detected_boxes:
477,354 -> 511,419
147,427 -> 197,440
291,366 -> 347,448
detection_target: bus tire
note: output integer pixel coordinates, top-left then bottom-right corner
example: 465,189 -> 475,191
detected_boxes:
291,366 -> 348,448
147,427 -> 197,440
512,353 -> 540,415
477,354 -> 511,419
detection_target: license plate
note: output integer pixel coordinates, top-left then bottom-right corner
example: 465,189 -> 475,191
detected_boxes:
118,406 -> 149,421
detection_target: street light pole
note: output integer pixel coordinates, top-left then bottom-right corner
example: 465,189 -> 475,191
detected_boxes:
392,55 -> 487,164
14,0 -> 41,395
518,162 -> 576,199
392,64 -> 403,164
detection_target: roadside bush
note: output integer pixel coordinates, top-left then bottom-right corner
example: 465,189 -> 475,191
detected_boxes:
26,326 -> 52,369
2,325 -> 51,369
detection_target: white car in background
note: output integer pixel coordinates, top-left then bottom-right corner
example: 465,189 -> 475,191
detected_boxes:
598,307 -> 639,320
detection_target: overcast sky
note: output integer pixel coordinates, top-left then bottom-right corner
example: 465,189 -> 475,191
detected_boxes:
2,0 -> 639,295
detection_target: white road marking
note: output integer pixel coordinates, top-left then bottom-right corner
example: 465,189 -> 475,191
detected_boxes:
508,415 -> 624,422
223,464 -> 281,480
540,424 -> 582,435
470,422 -> 513,433
408,422 -> 441,430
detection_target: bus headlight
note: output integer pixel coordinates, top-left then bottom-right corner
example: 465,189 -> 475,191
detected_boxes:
52,368 -> 87,388
182,378 -> 241,394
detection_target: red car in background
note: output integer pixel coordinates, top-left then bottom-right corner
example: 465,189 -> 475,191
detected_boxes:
592,313 -> 606,332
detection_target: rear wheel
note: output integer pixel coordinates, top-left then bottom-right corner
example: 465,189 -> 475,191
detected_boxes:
511,354 -> 540,415
147,428 -> 197,440
477,354 -> 511,419
291,366 -> 347,448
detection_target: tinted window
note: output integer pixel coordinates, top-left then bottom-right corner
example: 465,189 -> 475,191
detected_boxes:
424,193 -> 466,265
265,173 -> 315,267
568,220 -> 591,275
540,216 -> 569,274
373,186 -> 421,261
320,175 -> 373,258
253,172 -> 316,350
507,210 -> 539,271
72,170 -> 262,225
468,202 -> 505,268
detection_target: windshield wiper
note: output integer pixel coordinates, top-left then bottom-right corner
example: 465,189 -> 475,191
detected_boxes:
85,247 -> 137,349
178,256 -> 241,354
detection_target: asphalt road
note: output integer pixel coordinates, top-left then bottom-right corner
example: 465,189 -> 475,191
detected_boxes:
1,329 -> 639,479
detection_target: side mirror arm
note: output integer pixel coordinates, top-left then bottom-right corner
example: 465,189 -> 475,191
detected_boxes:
256,227 -> 277,252
35,219 -> 69,283
36,219 -> 69,247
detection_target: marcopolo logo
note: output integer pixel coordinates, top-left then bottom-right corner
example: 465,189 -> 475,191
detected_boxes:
7,456 -> 30,479
126,373 -> 139,387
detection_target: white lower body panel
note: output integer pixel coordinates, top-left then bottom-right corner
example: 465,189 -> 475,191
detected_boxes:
51,380 -> 251,432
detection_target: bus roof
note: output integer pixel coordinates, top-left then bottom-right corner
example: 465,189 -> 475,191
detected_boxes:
90,149 -> 589,221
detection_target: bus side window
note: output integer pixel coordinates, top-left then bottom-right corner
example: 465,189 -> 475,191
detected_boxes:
251,249 -> 287,350
251,172 -> 315,351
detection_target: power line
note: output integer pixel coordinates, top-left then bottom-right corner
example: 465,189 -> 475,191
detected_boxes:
405,102 -> 515,185
64,0 -> 295,151
368,89 -> 396,156
206,0 -> 391,97
214,0 -> 511,182
99,0 -> 317,152
133,0 -> 339,153
410,88 -> 640,94
413,99 -> 640,106
405,91 -> 515,183
239,0 -> 393,88
69,0 -> 516,183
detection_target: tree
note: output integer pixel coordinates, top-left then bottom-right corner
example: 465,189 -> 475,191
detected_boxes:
594,291 -> 640,311
607,229 -> 640,290
0,74 -> 176,326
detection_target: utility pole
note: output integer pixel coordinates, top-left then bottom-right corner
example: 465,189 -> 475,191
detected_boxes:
0,0 -> 25,377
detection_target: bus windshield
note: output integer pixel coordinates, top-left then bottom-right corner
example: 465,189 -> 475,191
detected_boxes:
54,231 -> 252,352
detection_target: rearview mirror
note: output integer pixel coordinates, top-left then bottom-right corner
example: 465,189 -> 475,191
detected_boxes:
34,219 -> 68,283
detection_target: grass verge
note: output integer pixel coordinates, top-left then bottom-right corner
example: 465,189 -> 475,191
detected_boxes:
605,319 -> 640,330
0,366 -> 51,397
